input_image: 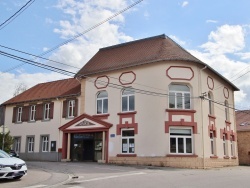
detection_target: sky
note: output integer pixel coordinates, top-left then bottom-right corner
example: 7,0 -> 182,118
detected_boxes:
0,0 -> 250,110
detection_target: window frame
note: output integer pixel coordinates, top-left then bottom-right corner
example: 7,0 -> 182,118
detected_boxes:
208,92 -> 214,115
96,91 -> 108,114
169,127 -> 193,155
210,131 -> 215,155
230,135 -> 234,156
121,129 -> 135,154
68,100 -> 75,118
13,137 -> 21,153
121,88 -> 135,112
169,84 -> 191,110
43,103 -> 50,120
225,100 -> 229,121
27,137 -> 35,153
223,134 -> 227,156
30,105 -> 36,121
41,136 -> 49,152
17,107 -> 22,123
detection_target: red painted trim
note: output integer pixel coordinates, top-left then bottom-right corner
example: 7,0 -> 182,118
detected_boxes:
61,133 -> 68,159
117,111 -> 138,135
119,71 -> 136,85
166,66 -> 194,81
208,114 -> 217,137
223,87 -> 229,99
210,156 -> 218,159
117,154 -> 137,157
231,156 -> 237,159
224,156 -> 230,159
166,154 -> 198,157
58,148 -> 62,153
105,130 -> 109,163
117,111 -> 137,115
207,76 -> 214,90
165,109 -> 197,134
208,114 -> 216,119
94,75 -> 109,89
92,114 -> 110,120
225,120 -> 231,125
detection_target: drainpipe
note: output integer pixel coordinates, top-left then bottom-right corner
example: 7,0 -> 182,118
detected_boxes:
199,65 -> 207,169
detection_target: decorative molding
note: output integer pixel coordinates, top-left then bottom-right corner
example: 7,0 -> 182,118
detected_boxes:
117,154 -> 137,157
223,87 -> 229,99
75,120 -> 95,126
119,71 -> 136,85
207,76 -> 214,90
94,75 -> 109,89
117,111 -> 138,135
166,66 -> 194,81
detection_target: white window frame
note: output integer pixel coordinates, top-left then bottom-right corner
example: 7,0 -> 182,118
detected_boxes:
30,105 -> 36,121
41,136 -> 49,152
230,135 -> 234,156
223,134 -> 227,156
96,91 -> 108,114
121,88 -> 135,112
169,84 -> 191,109
225,100 -> 229,121
13,137 -> 21,153
27,137 -> 34,152
68,100 -> 75,118
210,131 -> 215,155
169,127 -> 193,155
208,92 -> 214,115
17,107 -> 22,122
44,103 -> 50,120
121,129 -> 135,154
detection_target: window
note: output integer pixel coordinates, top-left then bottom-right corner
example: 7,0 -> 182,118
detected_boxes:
169,84 -> 191,109
170,128 -> 192,154
68,100 -> 75,117
41,136 -> 49,152
230,135 -> 234,156
225,100 -> 229,121
208,92 -> 214,115
96,91 -> 108,114
30,105 -> 36,121
223,134 -> 227,156
122,88 -> 135,112
44,103 -> 50,120
17,107 -> 22,122
13,137 -> 21,153
27,137 -> 34,152
121,130 -> 135,154
210,131 -> 215,155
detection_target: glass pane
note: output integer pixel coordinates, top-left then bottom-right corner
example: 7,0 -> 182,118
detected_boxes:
184,93 -> 190,109
97,91 -> 108,98
211,140 -> 214,155
103,99 -> 108,113
129,95 -> 135,111
169,84 -> 189,92
122,96 -> 128,111
178,138 -> 184,153
176,93 -> 182,109
129,138 -> 135,153
122,130 -> 134,137
186,138 -> 192,153
170,137 -> 176,153
123,88 -> 134,95
169,92 -> 175,108
122,139 -> 128,153
170,129 -> 191,136
97,100 -> 102,114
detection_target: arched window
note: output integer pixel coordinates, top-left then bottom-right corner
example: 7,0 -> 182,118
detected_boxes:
169,84 -> 190,109
208,92 -> 214,115
96,91 -> 108,114
122,88 -> 135,112
225,100 -> 229,121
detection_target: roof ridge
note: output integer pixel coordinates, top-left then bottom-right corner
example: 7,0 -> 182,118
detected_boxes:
100,34 -> 166,51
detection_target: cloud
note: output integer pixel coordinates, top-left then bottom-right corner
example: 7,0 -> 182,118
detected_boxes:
169,35 -> 186,46
181,1 -> 189,7
206,20 -> 218,23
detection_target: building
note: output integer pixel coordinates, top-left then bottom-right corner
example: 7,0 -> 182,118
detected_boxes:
236,110 -> 250,165
2,78 -> 81,161
3,34 -> 239,168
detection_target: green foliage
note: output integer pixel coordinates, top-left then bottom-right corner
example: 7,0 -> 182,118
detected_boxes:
0,131 -> 14,152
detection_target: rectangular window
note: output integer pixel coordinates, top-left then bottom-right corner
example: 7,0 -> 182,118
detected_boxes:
17,107 -> 22,122
13,137 -> 21,153
27,137 -> 34,152
68,100 -> 75,117
230,136 -> 234,156
223,134 -> 227,156
210,131 -> 214,155
41,136 -> 49,152
121,130 -> 135,154
30,105 -> 36,121
170,128 -> 192,154
44,103 -> 50,120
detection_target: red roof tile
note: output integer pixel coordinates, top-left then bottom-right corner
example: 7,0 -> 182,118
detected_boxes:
3,78 -> 80,105
236,110 -> 250,131
76,34 -> 239,91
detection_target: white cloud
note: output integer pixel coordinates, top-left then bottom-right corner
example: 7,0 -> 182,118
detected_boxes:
181,1 -> 189,7
169,35 -> 186,46
206,20 -> 218,23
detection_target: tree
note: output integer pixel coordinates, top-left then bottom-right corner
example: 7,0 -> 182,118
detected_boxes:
13,83 -> 27,97
0,131 -> 14,152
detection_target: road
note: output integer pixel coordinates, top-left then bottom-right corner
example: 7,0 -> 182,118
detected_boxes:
1,162 -> 250,188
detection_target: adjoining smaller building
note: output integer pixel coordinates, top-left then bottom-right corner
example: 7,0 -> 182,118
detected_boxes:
236,110 -> 250,165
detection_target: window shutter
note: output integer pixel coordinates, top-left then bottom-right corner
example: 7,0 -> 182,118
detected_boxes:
62,100 -> 67,118
36,104 -> 43,120
22,106 -> 29,122
74,99 -> 78,117
12,107 -> 17,123
49,102 -> 54,119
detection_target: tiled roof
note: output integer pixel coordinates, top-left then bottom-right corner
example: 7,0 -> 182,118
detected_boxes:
236,110 -> 250,131
2,78 -> 81,105
76,34 -> 239,91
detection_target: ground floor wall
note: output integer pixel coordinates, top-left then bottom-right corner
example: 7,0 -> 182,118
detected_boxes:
19,152 -> 62,162
109,156 -> 238,169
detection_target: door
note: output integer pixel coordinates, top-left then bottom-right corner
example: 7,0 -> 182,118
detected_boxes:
83,140 -> 94,161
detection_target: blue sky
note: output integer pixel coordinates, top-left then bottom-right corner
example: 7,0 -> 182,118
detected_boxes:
1,0 -> 250,109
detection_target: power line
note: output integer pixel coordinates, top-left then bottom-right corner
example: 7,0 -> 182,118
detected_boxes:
0,0 -> 36,30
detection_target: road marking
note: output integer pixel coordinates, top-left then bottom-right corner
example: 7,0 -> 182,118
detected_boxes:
25,185 -> 47,188
75,172 -> 146,183
94,166 -> 126,171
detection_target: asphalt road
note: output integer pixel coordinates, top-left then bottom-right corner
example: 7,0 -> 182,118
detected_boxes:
1,162 -> 250,188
